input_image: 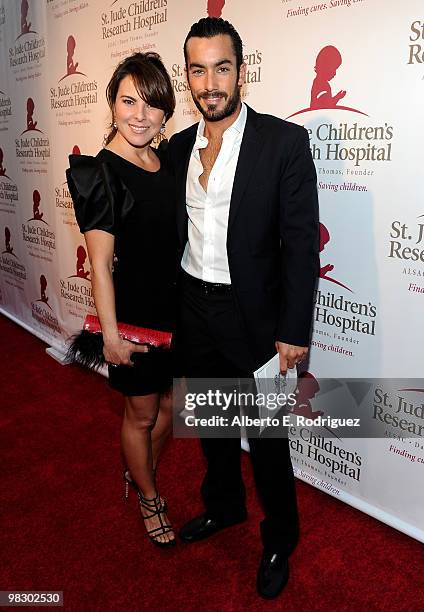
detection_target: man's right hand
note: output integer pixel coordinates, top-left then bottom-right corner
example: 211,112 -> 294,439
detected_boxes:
275,341 -> 309,375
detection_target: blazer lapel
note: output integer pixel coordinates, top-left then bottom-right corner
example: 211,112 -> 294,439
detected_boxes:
175,129 -> 196,248
228,106 -> 264,233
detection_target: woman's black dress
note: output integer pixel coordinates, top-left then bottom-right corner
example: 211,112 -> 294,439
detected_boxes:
67,147 -> 176,396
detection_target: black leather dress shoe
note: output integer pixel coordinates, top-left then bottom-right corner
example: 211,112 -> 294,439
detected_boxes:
256,551 -> 289,599
179,513 -> 246,543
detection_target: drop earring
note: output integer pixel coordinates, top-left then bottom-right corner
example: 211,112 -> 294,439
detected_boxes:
160,123 -> 165,134
113,121 -> 117,129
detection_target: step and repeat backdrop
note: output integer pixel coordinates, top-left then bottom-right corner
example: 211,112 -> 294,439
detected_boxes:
0,1 -> 423,541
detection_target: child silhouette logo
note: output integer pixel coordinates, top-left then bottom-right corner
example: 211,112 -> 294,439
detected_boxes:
287,45 -> 367,119
59,35 -> 87,82
319,222 -> 353,293
311,46 -> 346,109
28,189 -> 48,224
22,98 -> 42,134
38,274 -> 52,308
70,245 -> 90,279
17,0 -> 36,39
3,227 -> 17,257
207,0 -> 226,17
0,148 -> 10,179
293,372 -> 341,439
292,372 -> 324,419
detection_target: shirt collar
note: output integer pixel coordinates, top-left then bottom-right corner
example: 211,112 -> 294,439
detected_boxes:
194,102 -> 247,150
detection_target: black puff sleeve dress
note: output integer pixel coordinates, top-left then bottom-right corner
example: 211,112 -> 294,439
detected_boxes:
66,147 -> 177,396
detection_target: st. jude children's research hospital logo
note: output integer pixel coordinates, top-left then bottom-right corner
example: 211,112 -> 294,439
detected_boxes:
312,222 -> 378,356
21,189 -> 56,260
31,273 -> 61,333
388,214 -> 424,292
102,1 -> 168,39
0,227 -> 26,281
0,149 -> 19,212
10,0 -> 46,69
319,222 -> 352,293
16,97 -> 51,164
207,0 -> 226,17
50,35 -> 97,113
287,45 -> 394,170
287,45 -> 367,118
60,245 -> 94,320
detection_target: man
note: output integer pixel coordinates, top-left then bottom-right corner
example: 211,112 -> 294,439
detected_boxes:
168,18 -> 319,599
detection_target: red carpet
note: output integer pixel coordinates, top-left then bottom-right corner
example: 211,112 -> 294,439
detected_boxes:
1,314 -> 423,611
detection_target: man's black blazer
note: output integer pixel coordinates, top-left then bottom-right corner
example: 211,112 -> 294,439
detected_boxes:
168,104 -> 319,369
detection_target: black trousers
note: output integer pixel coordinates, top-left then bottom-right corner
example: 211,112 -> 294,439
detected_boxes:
178,271 -> 299,555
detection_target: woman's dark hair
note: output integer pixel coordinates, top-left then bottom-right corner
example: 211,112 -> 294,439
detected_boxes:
105,52 -> 175,145
183,17 -> 243,72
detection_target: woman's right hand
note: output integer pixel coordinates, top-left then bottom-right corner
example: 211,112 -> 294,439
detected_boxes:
103,336 -> 149,367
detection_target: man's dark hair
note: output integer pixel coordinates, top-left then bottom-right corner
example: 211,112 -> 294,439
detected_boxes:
184,17 -> 244,72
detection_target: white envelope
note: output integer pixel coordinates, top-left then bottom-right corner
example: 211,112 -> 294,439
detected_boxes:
243,354 -> 298,437
254,352 -> 298,398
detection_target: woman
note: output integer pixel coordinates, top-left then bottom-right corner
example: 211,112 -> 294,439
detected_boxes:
66,53 -> 177,546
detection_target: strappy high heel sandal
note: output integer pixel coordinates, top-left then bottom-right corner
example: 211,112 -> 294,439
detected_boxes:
123,469 -> 137,500
123,469 -> 167,510
137,491 -> 176,548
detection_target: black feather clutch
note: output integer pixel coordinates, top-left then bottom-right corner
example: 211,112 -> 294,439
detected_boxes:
66,330 -> 106,370
66,315 -> 172,370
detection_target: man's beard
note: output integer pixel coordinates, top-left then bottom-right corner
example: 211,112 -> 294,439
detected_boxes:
192,83 -> 241,122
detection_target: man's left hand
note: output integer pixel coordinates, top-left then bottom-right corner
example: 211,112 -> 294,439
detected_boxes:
275,341 -> 309,374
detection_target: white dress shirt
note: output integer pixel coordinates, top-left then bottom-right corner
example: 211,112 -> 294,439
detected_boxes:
181,102 -> 248,284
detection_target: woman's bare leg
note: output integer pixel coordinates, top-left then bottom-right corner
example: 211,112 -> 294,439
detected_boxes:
121,393 -> 174,544
151,389 -> 173,470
